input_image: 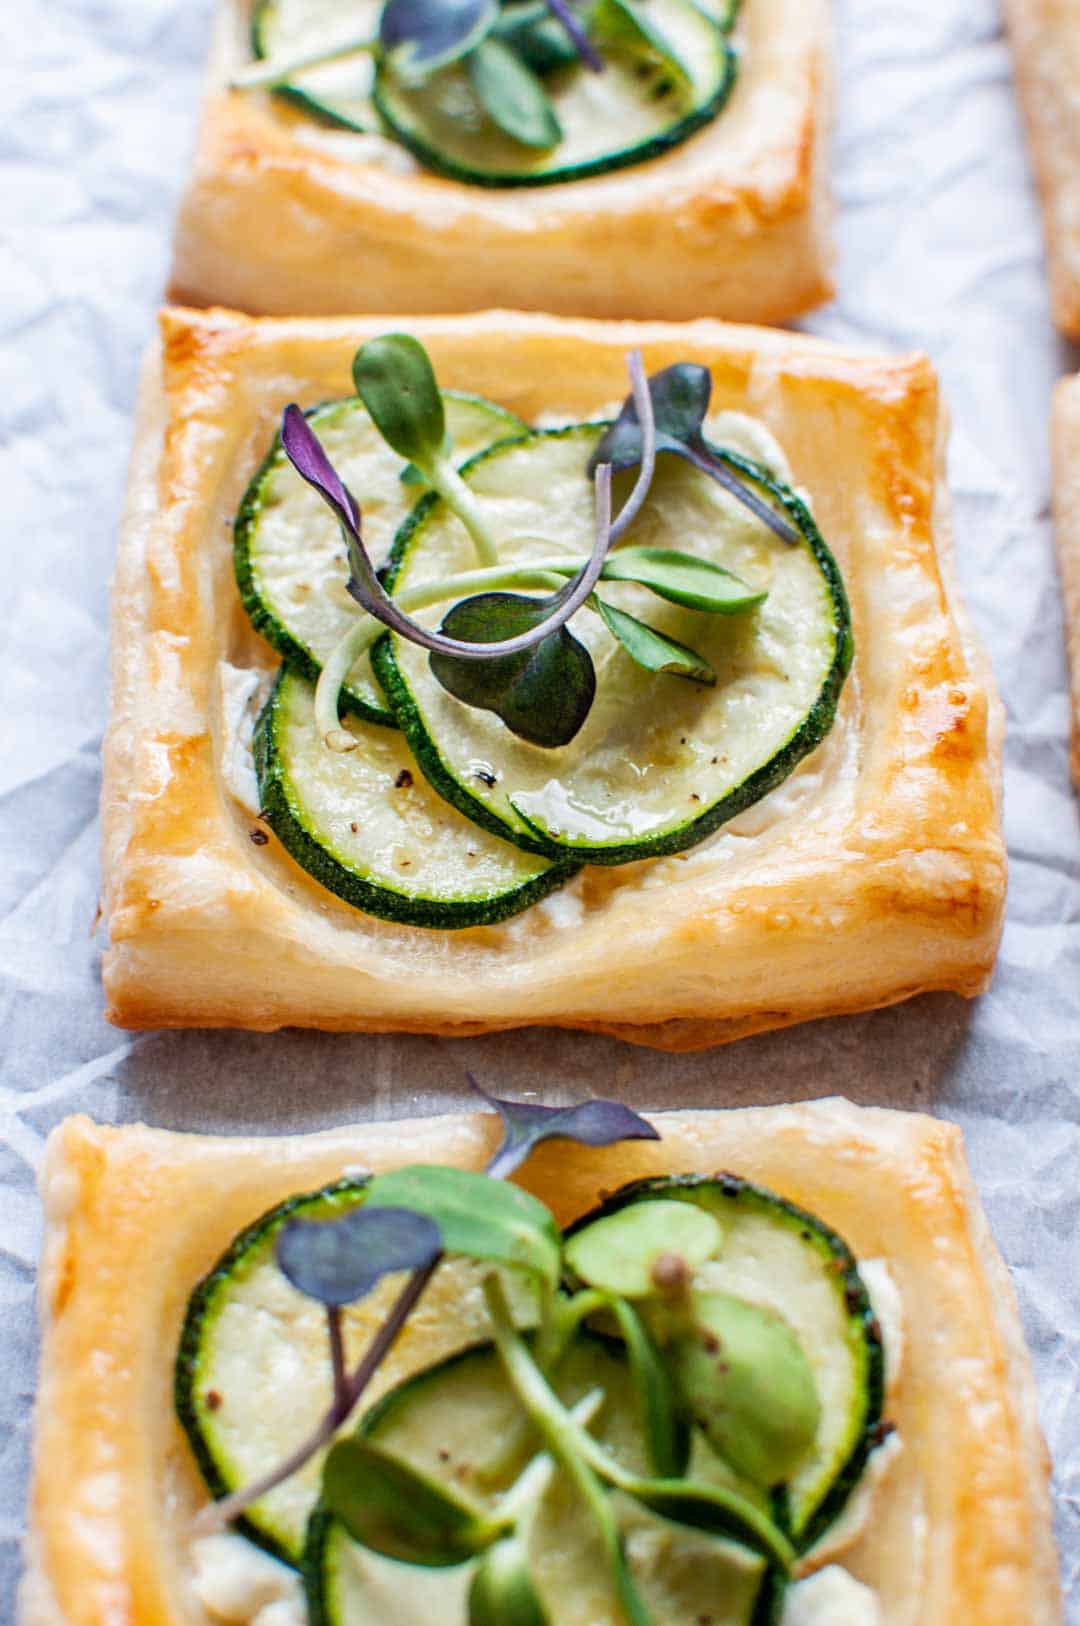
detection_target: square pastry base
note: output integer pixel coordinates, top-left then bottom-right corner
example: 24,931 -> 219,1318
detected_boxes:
169,0 -> 833,324
101,308 -> 1005,1045
21,1101 -> 1061,1625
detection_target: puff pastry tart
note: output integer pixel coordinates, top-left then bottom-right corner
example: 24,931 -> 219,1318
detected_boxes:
1005,0 -> 1080,336
169,0 -> 833,323
100,307 -> 1005,1044
1050,374 -> 1080,787
21,1098 -> 1062,1624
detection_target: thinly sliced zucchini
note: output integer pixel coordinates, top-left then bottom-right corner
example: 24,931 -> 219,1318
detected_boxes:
252,0 -> 380,132
565,1176 -> 885,1550
254,666 -> 576,927
373,0 -> 735,187
235,392 -> 526,727
176,1181 -> 540,1565
374,426 -> 851,864
305,1339 -> 770,1625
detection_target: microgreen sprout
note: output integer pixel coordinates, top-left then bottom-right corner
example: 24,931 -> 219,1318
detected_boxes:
589,362 -> 802,546
194,1086 -> 660,1541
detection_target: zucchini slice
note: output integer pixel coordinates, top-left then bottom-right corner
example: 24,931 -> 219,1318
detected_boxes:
305,1339 -> 770,1625
235,392 -> 527,727
565,1176 -> 886,1550
374,427 -> 851,864
254,666 -> 577,928
252,0 -> 380,132
176,1182 -> 541,1565
373,0 -> 735,187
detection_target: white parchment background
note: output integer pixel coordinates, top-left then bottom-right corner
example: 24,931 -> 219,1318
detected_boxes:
2,0 -> 1078,1617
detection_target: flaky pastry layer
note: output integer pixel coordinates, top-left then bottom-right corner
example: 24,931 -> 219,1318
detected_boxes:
100,307 -> 1006,1043
169,0 -> 834,323
21,1099 -> 1061,1624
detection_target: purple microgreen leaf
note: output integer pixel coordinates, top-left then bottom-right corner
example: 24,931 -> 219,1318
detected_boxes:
279,404 -> 612,666
380,0 -> 499,77
587,363 -> 800,546
593,598 -> 716,685
276,1205 -> 443,1306
469,1075 -> 660,1179
542,0 -> 604,71
281,403 -> 361,534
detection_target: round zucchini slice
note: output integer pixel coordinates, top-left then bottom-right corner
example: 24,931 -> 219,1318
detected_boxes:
252,0 -> 380,132
254,666 -> 577,928
374,427 -> 852,864
373,0 -> 735,187
176,1182 -> 544,1565
176,1178 -> 370,1562
235,392 -> 527,727
564,1176 -> 886,1550
304,1339 -> 771,1625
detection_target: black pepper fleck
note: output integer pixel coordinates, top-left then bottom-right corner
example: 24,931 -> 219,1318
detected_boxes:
249,829 -> 269,846
395,768 -> 414,789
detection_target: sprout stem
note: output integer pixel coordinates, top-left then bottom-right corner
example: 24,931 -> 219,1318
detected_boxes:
428,454 -> 502,567
231,36 -> 377,90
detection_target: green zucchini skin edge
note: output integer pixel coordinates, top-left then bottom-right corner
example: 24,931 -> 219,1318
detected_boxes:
251,1 -> 374,134
233,393 -> 528,729
233,403 -> 397,729
174,1177 -> 370,1567
376,432 -> 854,867
562,1172 -> 886,1553
254,666 -> 580,927
371,28 -> 737,190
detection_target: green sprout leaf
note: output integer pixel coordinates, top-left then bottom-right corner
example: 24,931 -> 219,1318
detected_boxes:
564,1199 -> 723,1299
492,3 -> 583,74
668,1292 -> 821,1487
593,599 -> 716,685
468,38 -> 563,148
588,0 -> 691,98
588,363 -> 800,546
367,1164 -> 562,1288
379,0 -> 499,78
323,1436 -> 506,1565
275,1206 -> 442,1307
353,334 -> 447,469
430,591 -> 596,748
469,1534 -> 551,1626
600,546 -> 766,614
470,1076 -> 659,1180
483,1276 -> 794,1572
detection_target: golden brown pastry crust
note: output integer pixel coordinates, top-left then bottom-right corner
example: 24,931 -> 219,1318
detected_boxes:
99,307 -> 1006,1044
168,0 -> 834,324
1005,0 -> 1080,336
21,1100 -> 1062,1624
1050,374 -> 1080,787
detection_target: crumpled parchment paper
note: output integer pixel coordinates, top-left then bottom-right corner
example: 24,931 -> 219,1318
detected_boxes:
2,0 -> 1078,1616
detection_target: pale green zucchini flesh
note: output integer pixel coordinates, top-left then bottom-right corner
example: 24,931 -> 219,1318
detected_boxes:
373,0 -> 735,187
374,426 -> 851,864
254,666 -> 576,928
252,0 -> 380,132
235,392 -> 526,727
305,1339 -> 770,1626
175,1180 -> 541,1565
565,1176 -> 886,1549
